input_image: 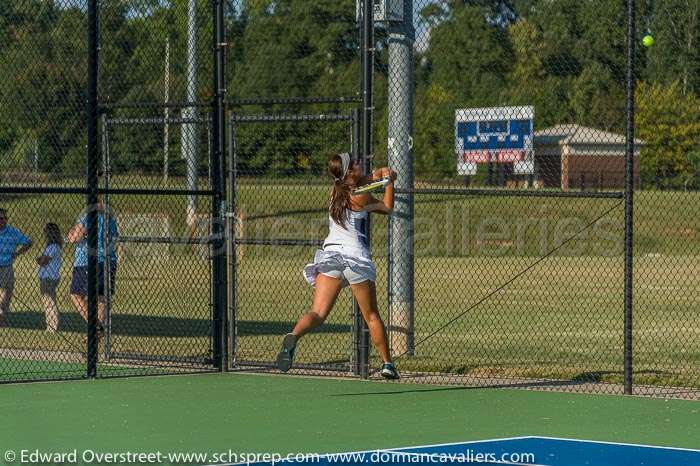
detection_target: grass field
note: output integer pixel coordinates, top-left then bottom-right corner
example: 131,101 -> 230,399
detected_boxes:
0,179 -> 698,389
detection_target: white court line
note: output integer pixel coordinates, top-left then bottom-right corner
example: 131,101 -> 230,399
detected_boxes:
530,436 -> 700,453
202,437 -> 536,466
204,435 -> 699,466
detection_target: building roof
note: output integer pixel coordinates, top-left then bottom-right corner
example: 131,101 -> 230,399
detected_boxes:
534,124 -> 643,145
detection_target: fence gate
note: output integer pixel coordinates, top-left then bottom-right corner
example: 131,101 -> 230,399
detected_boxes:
98,107 -> 217,375
228,103 -> 366,375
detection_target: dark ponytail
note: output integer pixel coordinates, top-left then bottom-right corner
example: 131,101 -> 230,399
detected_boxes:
328,154 -> 351,228
45,223 -> 63,248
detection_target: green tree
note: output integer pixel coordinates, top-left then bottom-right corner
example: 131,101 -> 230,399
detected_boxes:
413,83 -> 458,178
99,0 -> 214,176
504,18 -> 570,128
425,3 -> 512,107
518,0 -> 627,132
636,81 -> 700,188
0,2 -> 86,177
228,0 -> 359,177
412,3 -> 513,179
644,0 -> 700,96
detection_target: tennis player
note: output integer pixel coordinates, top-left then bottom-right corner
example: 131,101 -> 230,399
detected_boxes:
277,152 -> 399,379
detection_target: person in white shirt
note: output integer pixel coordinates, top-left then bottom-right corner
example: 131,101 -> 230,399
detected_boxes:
36,223 -> 62,332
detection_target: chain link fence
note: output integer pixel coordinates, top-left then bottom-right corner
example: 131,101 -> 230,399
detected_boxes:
230,109 -> 360,373
0,0 -> 220,382
366,0 -> 699,398
1,0 -> 698,399
1,0 -> 90,382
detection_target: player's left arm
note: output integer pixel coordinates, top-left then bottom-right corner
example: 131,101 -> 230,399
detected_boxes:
351,193 -> 387,215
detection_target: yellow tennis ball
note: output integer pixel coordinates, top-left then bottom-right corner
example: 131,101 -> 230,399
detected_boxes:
643,35 -> 654,47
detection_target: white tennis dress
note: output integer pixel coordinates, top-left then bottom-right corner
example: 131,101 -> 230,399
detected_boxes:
303,208 -> 376,288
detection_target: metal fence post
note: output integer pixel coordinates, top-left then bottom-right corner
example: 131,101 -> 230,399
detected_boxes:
351,108 -> 362,376
211,0 -> 228,371
86,0 -> 100,379
101,113 -> 113,363
387,0 -> 415,357
183,0 -> 200,229
227,111 -> 237,369
624,0 -> 636,395
358,0 -> 374,379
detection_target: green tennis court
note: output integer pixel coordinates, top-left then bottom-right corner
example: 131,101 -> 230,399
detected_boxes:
2,0 -> 699,464
0,357 -> 84,378
1,372 -> 698,465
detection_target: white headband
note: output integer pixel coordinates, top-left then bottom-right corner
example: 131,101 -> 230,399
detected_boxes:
338,152 -> 351,180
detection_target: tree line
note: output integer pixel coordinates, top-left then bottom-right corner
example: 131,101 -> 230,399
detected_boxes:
0,0 -> 697,188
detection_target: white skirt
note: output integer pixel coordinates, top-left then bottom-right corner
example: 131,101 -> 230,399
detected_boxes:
303,245 -> 376,288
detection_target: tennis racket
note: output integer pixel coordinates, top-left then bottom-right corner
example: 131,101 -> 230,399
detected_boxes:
352,176 -> 392,194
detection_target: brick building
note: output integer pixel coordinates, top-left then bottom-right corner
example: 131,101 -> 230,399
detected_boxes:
533,125 -> 641,190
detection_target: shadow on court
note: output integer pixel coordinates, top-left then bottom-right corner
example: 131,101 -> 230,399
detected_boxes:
3,312 -> 349,337
329,370 -> 674,397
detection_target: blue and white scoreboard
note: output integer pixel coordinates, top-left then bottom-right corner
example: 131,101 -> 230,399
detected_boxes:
455,106 -> 534,176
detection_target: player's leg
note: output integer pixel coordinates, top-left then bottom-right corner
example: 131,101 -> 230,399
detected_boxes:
0,286 -> 7,326
349,280 -> 390,362
40,279 -> 59,332
70,266 -> 88,321
70,294 -> 87,321
292,273 -> 343,338
0,267 -> 13,327
349,279 -> 399,379
96,262 -> 106,329
277,273 -> 343,372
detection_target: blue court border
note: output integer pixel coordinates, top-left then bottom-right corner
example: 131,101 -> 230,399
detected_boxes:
225,436 -> 700,466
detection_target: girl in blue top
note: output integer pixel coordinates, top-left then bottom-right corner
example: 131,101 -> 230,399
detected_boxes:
36,223 -> 62,332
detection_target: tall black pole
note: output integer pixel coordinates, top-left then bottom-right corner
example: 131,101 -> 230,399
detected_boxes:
212,0 -> 228,371
86,0 -> 99,378
358,0 -> 374,379
361,0 -> 373,167
624,0 -> 636,395
227,113 -> 237,367
351,108 -> 364,376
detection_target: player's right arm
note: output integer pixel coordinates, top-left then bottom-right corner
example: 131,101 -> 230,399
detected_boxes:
352,168 -> 395,215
